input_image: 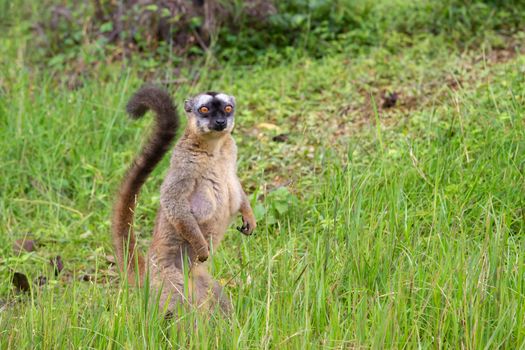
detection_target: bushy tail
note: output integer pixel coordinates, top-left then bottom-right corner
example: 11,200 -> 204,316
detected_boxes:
112,85 -> 179,284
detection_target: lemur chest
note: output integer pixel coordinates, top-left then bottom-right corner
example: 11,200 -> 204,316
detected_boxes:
190,160 -> 242,223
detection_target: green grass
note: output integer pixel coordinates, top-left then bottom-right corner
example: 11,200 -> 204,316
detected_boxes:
1,3 -> 525,349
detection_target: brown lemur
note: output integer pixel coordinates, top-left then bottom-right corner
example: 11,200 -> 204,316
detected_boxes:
112,85 -> 256,314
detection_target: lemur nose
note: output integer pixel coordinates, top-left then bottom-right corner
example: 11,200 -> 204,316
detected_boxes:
213,119 -> 227,131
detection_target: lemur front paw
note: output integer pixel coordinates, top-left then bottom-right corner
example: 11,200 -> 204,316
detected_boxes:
195,244 -> 209,262
237,216 -> 256,236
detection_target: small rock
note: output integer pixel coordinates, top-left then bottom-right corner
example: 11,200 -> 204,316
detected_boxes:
272,134 -> 289,143
13,239 -> 37,253
35,276 -> 48,286
382,92 -> 399,109
12,272 -> 31,292
50,256 -> 64,276
81,274 -> 94,282
106,255 -> 117,265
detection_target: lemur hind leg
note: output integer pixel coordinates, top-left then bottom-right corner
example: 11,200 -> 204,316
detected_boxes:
191,264 -> 233,315
149,256 -> 231,316
149,258 -> 189,315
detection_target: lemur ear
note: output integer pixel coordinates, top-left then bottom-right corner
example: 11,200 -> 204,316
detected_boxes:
184,98 -> 193,113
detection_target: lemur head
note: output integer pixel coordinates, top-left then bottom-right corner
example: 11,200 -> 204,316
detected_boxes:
184,92 -> 236,137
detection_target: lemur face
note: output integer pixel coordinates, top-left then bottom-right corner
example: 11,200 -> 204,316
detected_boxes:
185,92 -> 236,136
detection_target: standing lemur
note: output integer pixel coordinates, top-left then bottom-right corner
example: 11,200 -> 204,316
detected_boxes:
112,85 -> 256,314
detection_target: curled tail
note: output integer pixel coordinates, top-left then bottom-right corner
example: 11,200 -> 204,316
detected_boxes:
112,85 -> 179,283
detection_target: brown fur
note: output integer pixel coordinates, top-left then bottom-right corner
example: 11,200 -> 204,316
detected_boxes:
112,85 -> 256,314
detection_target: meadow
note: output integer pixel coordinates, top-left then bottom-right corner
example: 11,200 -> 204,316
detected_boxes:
1,1 -> 524,348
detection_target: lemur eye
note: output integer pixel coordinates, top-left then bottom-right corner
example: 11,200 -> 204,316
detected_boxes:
199,106 -> 209,114
224,105 -> 233,113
